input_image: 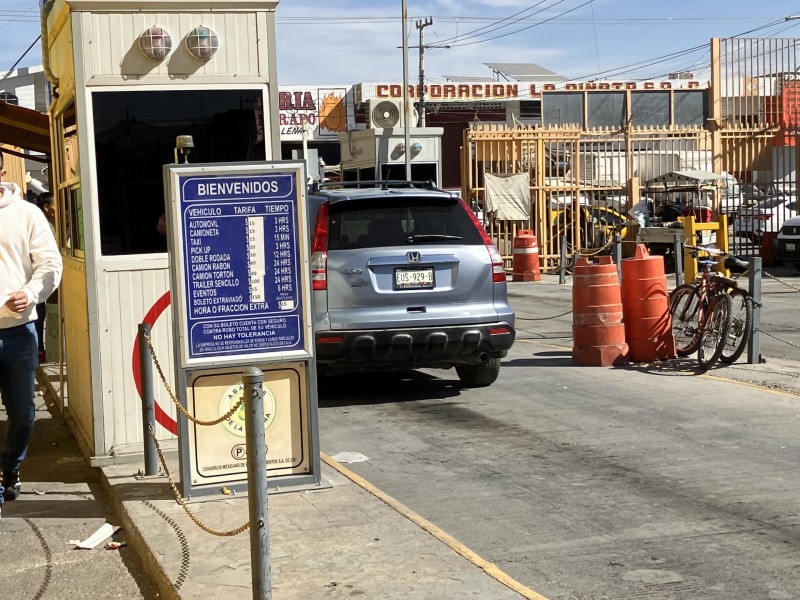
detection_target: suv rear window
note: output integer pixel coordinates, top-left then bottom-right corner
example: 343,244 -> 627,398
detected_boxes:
326,197 -> 485,250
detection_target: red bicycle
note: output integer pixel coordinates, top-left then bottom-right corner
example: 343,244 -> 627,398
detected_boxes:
669,240 -> 735,371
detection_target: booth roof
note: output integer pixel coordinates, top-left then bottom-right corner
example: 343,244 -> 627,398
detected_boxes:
0,100 -> 50,156
645,170 -> 725,186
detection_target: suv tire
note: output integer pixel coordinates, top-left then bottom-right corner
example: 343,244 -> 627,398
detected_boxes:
456,358 -> 501,387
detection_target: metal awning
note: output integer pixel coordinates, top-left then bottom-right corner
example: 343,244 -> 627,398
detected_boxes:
645,170 -> 724,187
0,100 -> 50,156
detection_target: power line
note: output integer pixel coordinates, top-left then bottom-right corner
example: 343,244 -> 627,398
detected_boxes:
450,0 -> 596,48
569,18 -> 787,81
589,0 -> 601,74
276,16 -> 793,25
2,35 -> 41,80
431,0 -> 563,47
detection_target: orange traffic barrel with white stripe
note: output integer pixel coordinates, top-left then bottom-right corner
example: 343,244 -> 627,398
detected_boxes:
512,229 -> 541,282
572,255 -> 629,366
620,244 -> 676,362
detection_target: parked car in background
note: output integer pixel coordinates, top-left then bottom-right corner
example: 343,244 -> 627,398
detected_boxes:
777,215 -> 800,271
737,183 -> 768,205
733,196 -> 798,242
306,181 -> 516,387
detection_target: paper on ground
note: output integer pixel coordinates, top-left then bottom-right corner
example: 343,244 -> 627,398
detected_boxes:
69,523 -> 121,549
330,451 -> 369,464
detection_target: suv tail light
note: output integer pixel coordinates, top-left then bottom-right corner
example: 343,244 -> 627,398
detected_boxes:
754,213 -> 772,221
460,199 -> 507,283
311,202 -> 329,291
487,244 -> 507,283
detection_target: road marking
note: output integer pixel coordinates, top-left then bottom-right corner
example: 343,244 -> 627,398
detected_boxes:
321,452 -> 551,600
700,373 -> 800,397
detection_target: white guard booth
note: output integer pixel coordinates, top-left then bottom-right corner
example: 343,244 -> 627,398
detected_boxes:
43,0 -> 285,465
339,127 -> 444,186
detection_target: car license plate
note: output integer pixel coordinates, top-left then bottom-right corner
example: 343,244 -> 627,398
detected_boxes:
788,242 -> 796,251
394,267 -> 434,290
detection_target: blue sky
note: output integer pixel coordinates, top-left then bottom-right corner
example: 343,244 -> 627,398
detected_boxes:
2,1 -> 800,85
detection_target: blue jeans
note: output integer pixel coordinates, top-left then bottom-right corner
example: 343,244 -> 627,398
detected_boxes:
0,322 -> 38,502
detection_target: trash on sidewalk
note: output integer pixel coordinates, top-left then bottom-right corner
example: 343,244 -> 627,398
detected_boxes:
330,451 -> 369,464
68,523 -> 122,549
105,541 -> 127,550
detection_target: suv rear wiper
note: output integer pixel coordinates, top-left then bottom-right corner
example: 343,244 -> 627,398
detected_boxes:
406,234 -> 464,243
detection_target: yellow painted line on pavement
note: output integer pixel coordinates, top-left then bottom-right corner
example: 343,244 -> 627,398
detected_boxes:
700,373 -> 800,398
321,452 -> 551,600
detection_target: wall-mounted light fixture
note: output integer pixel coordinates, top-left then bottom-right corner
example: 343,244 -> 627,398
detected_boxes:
185,26 -> 219,61
138,27 -> 172,61
395,142 -> 406,154
410,142 -> 423,154
174,135 -> 194,164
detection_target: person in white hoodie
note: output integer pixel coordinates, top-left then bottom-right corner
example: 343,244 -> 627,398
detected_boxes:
0,151 -> 62,515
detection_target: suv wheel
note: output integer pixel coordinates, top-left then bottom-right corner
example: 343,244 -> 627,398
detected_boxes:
455,358 -> 501,387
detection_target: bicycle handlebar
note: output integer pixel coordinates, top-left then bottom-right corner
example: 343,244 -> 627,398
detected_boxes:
681,239 -> 749,269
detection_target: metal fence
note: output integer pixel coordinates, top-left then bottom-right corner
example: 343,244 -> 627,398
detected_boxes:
461,37 -> 800,272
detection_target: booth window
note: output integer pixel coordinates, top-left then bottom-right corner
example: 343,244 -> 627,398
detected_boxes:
54,102 -> 84,259
380,163 -> 437,183
92,89 -> 265,256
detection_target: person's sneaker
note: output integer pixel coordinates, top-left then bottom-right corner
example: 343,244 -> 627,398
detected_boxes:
2,470 -> 20,501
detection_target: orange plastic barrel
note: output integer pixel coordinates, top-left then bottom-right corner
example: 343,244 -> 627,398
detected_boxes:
572,255 -> 629,366
512,230 -> 541,282
620,244 -> 676,362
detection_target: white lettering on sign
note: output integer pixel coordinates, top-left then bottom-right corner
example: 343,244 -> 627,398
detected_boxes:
196,180 -> 280,197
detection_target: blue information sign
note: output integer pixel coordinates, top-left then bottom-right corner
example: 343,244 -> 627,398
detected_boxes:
177,172 -> 304,360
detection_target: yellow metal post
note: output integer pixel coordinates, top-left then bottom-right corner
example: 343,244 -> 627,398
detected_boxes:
682,214 -> 730,284
683,216 -> 698,283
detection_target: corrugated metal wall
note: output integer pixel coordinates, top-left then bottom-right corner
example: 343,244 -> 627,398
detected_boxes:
96,262 -> 175,456
78,11 -> 267,83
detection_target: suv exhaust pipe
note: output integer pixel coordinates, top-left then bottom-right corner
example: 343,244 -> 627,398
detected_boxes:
464,352 -> 490,365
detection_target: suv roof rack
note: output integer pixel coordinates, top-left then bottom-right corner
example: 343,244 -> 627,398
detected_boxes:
310,179 -> 440,194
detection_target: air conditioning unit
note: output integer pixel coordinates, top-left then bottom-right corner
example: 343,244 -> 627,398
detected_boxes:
367,99 -> 418,129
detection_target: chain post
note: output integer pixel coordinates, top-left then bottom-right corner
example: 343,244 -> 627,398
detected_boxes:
137,323 -> 159,476
612,234 -> 622,281
242,367 -> 271,600
747,256 -> 763,364
559,235 -> 568,284
673,236 -> 683,287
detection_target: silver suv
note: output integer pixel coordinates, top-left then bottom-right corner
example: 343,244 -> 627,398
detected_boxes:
308,181 -> 515,387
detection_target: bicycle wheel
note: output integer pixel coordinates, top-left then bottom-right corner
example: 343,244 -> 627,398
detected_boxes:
720,288 -> 753,364
697,292 -> 732,371
670,284 -> 702,356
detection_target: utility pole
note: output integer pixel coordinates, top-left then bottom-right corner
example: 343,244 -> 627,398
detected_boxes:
401,0 -> 411,179
416,18 -> 433,127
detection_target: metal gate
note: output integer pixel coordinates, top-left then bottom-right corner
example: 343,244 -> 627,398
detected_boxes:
461,36 -> 800,271
463,123 -> 710,270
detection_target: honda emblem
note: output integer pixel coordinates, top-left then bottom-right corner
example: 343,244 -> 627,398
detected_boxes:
406,251 -> 422,263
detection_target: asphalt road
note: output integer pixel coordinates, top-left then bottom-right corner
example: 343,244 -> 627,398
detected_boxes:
317,275 -> 800,600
